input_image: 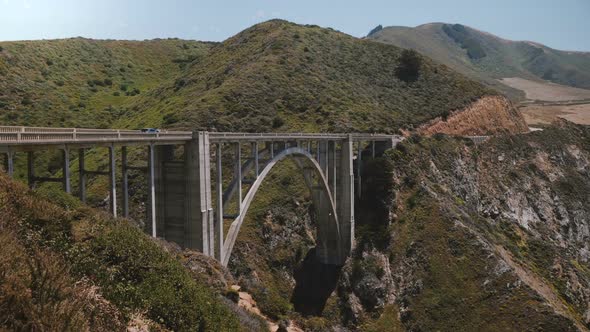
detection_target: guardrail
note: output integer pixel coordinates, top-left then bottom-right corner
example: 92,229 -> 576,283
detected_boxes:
208,132 -> 402,142
0,126 -> 402,146
0,126 -> 193,145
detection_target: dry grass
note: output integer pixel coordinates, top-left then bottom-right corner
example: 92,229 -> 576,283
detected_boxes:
520,103 -> 590,126
0,231 -> 125,331
501,77 -> 590,102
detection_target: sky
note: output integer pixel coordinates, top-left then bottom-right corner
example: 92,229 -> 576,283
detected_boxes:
1,0 -> 589,51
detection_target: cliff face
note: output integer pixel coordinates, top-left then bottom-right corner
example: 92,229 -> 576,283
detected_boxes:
341,122 -> 590,331
417,95 -> 529,136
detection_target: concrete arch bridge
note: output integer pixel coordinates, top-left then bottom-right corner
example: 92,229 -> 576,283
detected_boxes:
0,126 -> 402,266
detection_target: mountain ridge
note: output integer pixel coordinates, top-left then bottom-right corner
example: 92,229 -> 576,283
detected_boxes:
367,22 -> 590,100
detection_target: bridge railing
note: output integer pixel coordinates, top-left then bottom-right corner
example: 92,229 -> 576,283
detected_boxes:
0,127 -> 193,144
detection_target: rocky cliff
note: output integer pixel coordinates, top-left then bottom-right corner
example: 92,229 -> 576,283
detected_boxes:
340,121 -> 590,331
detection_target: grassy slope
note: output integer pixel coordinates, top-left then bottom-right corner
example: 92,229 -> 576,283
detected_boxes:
0,174 -> 239,331
0,38 -> 210,127
368,23 -> 590,100
117,19 -> 494,133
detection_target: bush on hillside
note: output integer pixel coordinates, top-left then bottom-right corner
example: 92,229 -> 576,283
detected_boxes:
0,174 -> 239,331
395,49 -> 422,83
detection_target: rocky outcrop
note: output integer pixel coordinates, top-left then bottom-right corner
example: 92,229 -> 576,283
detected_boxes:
338,122 -> 590,330
418,95 -> 529,136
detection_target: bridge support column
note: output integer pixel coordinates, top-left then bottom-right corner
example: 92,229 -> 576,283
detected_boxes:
328,141 -> 336,203
148,145 -> 156,236
62,148 -> 71,193
78,149 -> 86,202
356,142 -> 362,198
215,143 -> 224,262
27,151 -> 35,189
234,142 -> 242,214
5,151 -> 14,178
185,132 -> 213,255
108,146 -> 117,217
338,135 -> 354,258
122,146 -> 129,218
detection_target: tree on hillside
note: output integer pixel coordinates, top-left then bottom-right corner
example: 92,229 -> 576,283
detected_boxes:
395,49 -> 422,83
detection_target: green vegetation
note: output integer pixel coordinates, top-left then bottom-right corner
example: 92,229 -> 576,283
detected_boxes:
442,24 -> 487,60
116,20 -> 494,133
0,38 -> 210,127
368,22 -> 590,99
0,175 -> 239,331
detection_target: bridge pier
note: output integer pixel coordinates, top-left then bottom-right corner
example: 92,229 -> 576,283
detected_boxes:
3,151 -> 14,177
78,149 -> 86,202
27,152 -> 35,189
184,132 -> 213,255
62,148 -> 71,193
108,146 -> 117,217
338,135 -> 354,257
121,146 -> 129,218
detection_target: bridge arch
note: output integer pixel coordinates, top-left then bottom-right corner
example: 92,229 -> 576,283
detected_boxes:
221,147 -> 342,267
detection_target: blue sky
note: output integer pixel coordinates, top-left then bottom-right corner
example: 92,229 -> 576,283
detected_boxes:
1,0 -> 589,51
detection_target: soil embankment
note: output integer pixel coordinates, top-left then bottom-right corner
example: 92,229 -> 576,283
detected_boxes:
418,95 -> 529,136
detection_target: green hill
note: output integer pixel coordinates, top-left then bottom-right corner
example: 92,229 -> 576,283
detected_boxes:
367,23 -> 590,100
0,38 -> 210,127
116,20 -> 494,133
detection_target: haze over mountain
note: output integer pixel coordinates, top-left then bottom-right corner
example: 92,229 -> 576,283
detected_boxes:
367,23 -> 590,100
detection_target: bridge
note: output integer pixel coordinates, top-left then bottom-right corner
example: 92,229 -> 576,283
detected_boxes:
0,126 -> 402,266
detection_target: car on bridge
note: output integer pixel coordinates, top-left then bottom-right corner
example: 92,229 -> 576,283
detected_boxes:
141,128 -> 161,134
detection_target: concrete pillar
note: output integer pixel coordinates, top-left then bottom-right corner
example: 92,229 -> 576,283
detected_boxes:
318,141 -> 329,179
6,151 -> 14,178
121,146 -> 129,218
357,141 -> 362,198
252,142 -> 259,177
328,141 -> 337,203
148,145 -> 156,237
270,141 -> 274,158
215,143 -> 224,262
372,141 -> 376,158
338,135 -> 355,258
316,141 -> 320,162
108,146 -> 117,217
78,149 -> 86,202
154,145 -> 172,238
184,132 -> 213,255
27,151 -> 35,189
234,142 -> 242,214
62,148 -> 71,193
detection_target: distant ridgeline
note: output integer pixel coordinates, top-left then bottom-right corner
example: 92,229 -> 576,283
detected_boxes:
442,24 -> 487,60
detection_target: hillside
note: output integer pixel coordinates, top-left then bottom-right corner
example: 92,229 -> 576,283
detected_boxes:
0,38 -> 211,128
116,20 -> 497,133
0,174 -> 266,331
367,23 -> 590,101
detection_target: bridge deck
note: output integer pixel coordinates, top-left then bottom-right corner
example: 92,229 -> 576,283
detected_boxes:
0,126 -> 402,152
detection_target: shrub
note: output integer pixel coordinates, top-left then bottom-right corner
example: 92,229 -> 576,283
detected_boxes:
272,115 -> 285,128
103,78 -> 113,86
46,59 -> 54,66
21,96 -> 33,106
113,91 -> 120,96
0,46 -> 3,52
72,223 -> 239,331
119,84 -> 128,91
395,49 -> 422,83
